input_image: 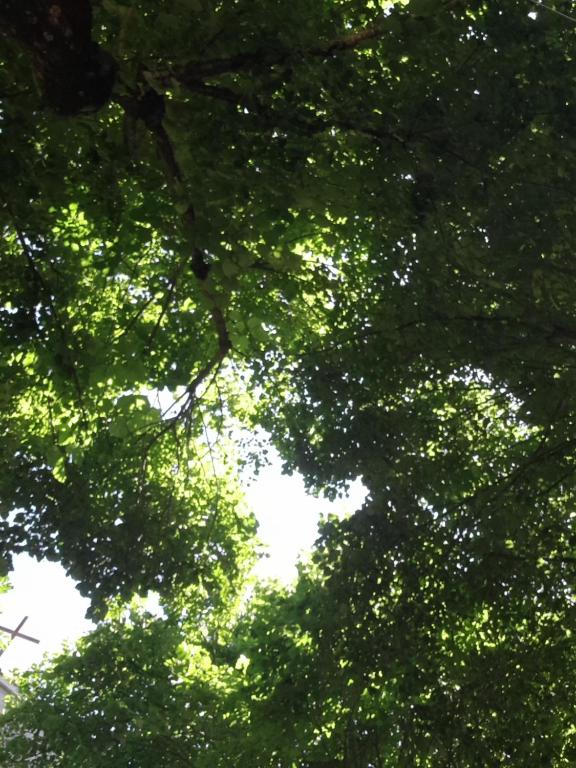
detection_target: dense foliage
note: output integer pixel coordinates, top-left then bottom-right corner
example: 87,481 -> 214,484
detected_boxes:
1,0 -> 576,764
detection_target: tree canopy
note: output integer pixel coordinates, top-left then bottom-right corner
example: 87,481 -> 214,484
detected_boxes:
1,0 -> 576,765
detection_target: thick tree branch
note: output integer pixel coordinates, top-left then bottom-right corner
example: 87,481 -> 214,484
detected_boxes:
119,89 -> 232,416
311,25 -> 386,56
176,22 -> 387,84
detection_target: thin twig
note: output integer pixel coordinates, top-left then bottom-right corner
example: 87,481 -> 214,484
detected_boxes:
14,226 -> 86,410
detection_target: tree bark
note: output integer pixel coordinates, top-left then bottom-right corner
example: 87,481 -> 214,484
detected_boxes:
0,0 -> 116,114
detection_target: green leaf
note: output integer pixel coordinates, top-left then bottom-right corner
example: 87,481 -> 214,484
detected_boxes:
52,457 -> 67,484
222,259 -> 240,278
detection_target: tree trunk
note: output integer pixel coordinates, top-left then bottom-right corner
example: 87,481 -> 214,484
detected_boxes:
0,0 -> 116,114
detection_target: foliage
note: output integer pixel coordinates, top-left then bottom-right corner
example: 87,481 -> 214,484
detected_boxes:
0,577 -> 12,657
1,0 -> 576,764
0,594 -> 251,767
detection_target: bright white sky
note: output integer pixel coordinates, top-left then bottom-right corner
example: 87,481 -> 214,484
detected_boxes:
0,451 -> 366,675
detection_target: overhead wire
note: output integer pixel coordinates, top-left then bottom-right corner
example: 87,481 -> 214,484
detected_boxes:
527,0 -> 576,24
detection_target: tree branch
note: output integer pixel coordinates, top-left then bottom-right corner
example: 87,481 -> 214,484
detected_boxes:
176,22 -> 387,83
119,89 -> 232,418
13,226 -> 86,408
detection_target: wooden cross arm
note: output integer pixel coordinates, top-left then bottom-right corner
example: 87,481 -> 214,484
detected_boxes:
0,621 -> 40,644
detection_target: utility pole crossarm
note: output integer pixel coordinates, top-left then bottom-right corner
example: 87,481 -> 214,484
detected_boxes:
0,617 -> 40,657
